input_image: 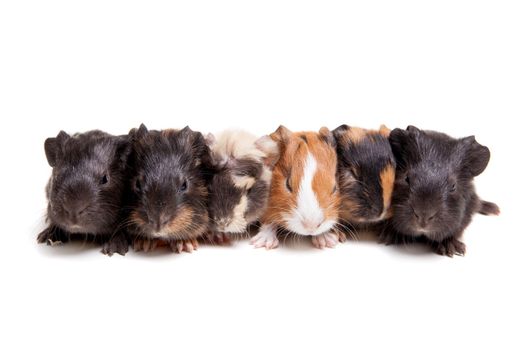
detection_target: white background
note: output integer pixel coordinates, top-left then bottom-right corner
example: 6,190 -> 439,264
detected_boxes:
1,1 -> 523,349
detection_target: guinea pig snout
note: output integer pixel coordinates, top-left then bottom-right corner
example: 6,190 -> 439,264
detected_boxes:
302,218 -> 323,232
62,199 -> 91,224
146,211 -> 172,232
412,206 -> 438,229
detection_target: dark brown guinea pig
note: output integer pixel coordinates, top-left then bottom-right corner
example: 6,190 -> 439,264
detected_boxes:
126,124 -> 212,253
333,125 -> 396,230
380,125 -> 500,257
37,130 -> 131,256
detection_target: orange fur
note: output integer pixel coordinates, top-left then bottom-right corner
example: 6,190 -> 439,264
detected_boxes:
262,126 -> 340,227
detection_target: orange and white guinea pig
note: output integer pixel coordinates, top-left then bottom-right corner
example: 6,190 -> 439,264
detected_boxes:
250,125 -> 341,249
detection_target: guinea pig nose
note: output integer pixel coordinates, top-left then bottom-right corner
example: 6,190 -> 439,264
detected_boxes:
302,219 -> 322,232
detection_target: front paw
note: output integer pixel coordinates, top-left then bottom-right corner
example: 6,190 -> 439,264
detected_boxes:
169,238 -> 199,253
101,234 -> 129,256
133,238 -> 159,252
37,227 -> 67,246
205,231 -> 232,245
378,230 -> 405,245
250,225 -> 279,249
432,238 -> 466,257
311,232 -> 340,249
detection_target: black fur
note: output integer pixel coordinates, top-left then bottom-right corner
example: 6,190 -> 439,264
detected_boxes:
38,130 -> 132,256
126,124 -> 212,248
333,125 -> 395,223
380,125 -> 499,257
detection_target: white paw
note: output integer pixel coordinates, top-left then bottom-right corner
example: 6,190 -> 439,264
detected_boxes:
250,225 -> 279,249
311,232 -> 339,249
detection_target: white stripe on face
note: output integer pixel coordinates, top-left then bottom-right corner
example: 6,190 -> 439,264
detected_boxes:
285,152 -> 331,236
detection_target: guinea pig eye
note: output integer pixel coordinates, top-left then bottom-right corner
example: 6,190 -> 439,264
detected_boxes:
332,185 -> 337,194
180,180 -> 188,192
450,182 -> 457,193
285,177 -> 292,192
405,175 -> 410,185
100,174 -> 109,185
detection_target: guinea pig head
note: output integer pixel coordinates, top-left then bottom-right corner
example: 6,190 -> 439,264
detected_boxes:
389,125 -> 491,238
262,126 -> 340,236
207,130 -> 279,233
333,125 -> 396,223
44,130 -> 131,234
128,124 -> 210,239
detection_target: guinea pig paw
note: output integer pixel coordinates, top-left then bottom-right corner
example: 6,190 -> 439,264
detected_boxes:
101,235 -> 129,256
432,238 -> 466,257
205,231 -> 231,246
311,232 -> 339,249
133,239 -> 158,253
378,231 -> 402,246
37,227 -> 65,246
170,238 -> 199,253
250,228 -> 279,249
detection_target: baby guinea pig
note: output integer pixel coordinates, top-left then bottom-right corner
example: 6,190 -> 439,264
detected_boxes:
381,125 -> 500,257
333,125 -> 396,229
250,125 -> 341,249
37,130 -> 131,256
127,124 -> 212,253
206,130 -> 280,243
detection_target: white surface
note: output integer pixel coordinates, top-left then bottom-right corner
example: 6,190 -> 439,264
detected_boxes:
0,1 -> 523,349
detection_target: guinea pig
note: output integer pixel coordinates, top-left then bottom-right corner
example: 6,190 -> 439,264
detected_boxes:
205,130 -> 280,243
37,130 -> 131,256
380,125 -> 500,257
250,125 -> 341,249
126,124 -> 212,253
333,125 -> 396,231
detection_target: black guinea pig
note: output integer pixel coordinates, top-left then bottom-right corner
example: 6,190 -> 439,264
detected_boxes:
37,130 -> 131,256
333,125 -> 396,231
126,124 -> 212,253
205,130 -> 279,244
380,125 -> 500,257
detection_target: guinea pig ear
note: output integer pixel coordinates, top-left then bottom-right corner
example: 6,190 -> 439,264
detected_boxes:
129,124 -> 148,140
44,130 -> 69,167
255,135 -> 280,169
379,124 -> 391,137
461,136 -> 490,177
115,135 -> 133,168
406,125 -> 421,134
270,125 -> 292,144
389,128 -> 411,167
319,126 -> 336,148
205,133 -> 216,147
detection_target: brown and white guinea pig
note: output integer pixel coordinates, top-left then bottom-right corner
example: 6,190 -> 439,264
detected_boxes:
126,124 -> 212,253
332,125 -> 396,229
380,125 -> 500,257
250,125 -> 341,249
37,130 -> 131,256
206,130 -> 280,243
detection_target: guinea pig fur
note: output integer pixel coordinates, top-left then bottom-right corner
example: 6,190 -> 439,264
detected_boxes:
380,125 -> 500,257
37,130 -> 132,256
206,130 -> 279,243
250,125 -> 341,249
333,125 -> 396,228
126,124 -> 212,253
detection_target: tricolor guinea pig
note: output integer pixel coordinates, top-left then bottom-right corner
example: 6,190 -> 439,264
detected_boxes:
206,130 -> 279,243
381,125 -> 500,257
126,124 -> 212,253
37,130 -> 131,256
332,125 -> 396,230
250,125 -> 341,249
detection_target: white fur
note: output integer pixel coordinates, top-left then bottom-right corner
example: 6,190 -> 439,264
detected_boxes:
284,152 -> 334,236
209,129 -> 268,164
250,223 -> 279,249
223,195 -> 249,233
